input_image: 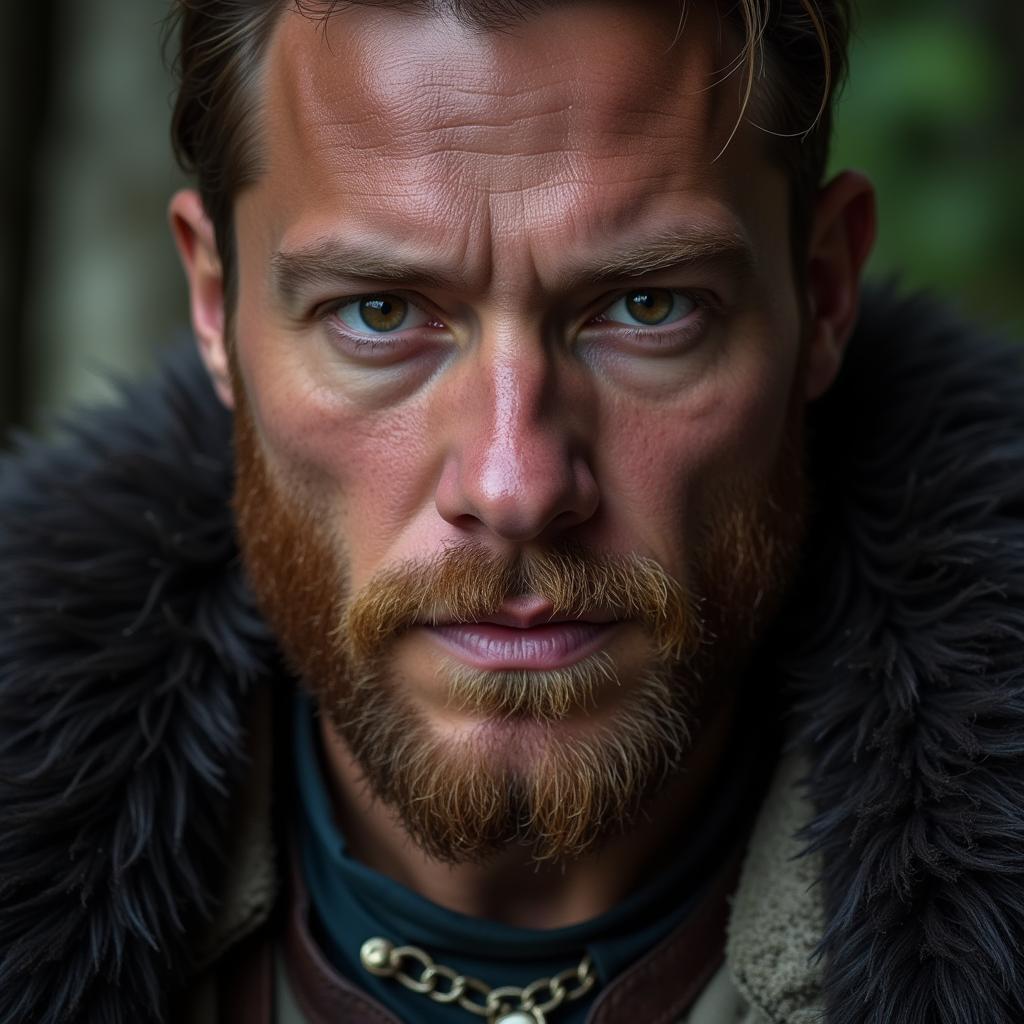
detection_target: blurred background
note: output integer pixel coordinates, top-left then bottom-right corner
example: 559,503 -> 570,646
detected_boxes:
1,0 -> 1021,439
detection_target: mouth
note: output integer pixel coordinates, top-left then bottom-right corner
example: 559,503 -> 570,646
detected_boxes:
424,598 -> 620,670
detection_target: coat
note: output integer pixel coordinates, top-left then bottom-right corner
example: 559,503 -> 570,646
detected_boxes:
3,288 -> 1024,1024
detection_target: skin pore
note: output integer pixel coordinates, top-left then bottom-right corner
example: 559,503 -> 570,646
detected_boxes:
171,1 -> 875,927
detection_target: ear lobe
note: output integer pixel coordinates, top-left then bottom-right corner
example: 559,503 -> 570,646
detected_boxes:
803,171 -> 877,400
168,189 -> 234,409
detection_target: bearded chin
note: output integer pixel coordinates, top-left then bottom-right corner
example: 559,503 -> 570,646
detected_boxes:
231,379 -> 806,865
327,657 -> 697,863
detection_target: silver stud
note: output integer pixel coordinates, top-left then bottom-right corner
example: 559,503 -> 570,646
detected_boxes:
360,937 -> 395,976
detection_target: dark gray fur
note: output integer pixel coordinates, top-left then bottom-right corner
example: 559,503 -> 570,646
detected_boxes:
0,351 -> 279,1022
789,291 -> 1024,1024
1,288 -> 1023,1022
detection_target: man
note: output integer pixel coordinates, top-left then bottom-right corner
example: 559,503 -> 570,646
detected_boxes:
3,1 -> 1024,1022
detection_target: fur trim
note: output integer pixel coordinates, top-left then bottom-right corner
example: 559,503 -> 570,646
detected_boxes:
0,350 -> 277,1023
1,289 -> 1023,1022
790,289 -> 1024,1023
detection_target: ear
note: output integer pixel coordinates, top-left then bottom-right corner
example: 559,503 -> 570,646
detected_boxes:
169,189 -> 234,409
802,171 -> 877,400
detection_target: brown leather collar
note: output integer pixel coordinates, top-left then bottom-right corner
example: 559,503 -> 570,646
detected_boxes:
282,851 -> 403,1024
586,848 -> 741,1024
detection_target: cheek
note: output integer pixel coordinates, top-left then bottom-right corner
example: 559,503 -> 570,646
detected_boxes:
596,349 -> 797,571
236,338 -> 438,584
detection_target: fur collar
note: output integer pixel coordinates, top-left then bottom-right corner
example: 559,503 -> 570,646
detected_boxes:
789,291 -> 1024,1024
0,350 -> 280,1022
1,289 -> 1023,1023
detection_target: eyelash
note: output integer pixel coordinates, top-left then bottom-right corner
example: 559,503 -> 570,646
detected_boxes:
318,293 -> 441,351
587,289 -> 715,341
318,288 -> 717,353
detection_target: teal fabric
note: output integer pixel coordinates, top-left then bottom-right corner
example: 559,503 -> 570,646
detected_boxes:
293,694 -> 761,1023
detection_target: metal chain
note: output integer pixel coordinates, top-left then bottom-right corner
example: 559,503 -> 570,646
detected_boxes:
360,936 -> 596,1024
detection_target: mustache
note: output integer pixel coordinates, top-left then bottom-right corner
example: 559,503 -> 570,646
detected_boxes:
342,543 -> 701,665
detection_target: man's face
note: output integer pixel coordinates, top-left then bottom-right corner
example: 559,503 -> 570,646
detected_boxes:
228,2 -> 811,860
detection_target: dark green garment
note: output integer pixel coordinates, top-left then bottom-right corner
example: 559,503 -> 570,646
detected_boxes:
293,695 -> 761,1023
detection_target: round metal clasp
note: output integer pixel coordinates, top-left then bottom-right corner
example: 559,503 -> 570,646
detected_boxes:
492,1011 -> 545,1024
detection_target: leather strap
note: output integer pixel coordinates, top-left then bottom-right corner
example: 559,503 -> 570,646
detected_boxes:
281,853 -> 402,1024
585,848 -> 742,1024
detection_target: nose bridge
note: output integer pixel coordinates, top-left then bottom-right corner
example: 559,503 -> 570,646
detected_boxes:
437,338 -> 598,542
482,349 -> 550,490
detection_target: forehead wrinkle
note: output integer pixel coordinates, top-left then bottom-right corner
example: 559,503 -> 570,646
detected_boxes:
394,119 -> 714,206
303,89 -> 717,164
261,24 -> 739,245
256,3 -> 771,309
266,3 -> 749,172
268,180 -> 495,299
271,3 -> 729,157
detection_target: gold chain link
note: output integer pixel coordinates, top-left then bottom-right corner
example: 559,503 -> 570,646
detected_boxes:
360,936 -> 596,1024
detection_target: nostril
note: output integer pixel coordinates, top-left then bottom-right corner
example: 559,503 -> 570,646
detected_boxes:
435,449 -> 599,543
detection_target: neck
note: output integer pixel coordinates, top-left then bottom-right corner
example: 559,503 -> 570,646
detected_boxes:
317,697 -> 737,929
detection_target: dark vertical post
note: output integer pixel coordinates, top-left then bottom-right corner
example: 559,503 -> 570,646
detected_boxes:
0,2 -> 56,441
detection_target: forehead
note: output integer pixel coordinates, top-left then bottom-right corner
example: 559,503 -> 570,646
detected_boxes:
250,2 -> 782,282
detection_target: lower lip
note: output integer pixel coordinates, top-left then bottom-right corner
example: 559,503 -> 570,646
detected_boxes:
426,621 -> 616,670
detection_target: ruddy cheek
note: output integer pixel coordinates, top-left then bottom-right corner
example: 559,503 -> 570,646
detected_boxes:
252,377 -> 414,503
603,389 -> 721,498
599,371 -> 783,557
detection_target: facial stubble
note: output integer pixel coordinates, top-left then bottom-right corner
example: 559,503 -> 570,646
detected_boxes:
233,376 -> 805,864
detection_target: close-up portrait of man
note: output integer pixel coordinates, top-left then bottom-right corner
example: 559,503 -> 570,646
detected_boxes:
2,1 -> 1024,1023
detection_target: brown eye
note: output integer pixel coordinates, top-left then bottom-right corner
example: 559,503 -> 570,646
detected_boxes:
359,295 -> 408,332
624,289 -> 675,325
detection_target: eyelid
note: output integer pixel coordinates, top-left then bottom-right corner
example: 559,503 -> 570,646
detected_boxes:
316,287 -> 716,347
321,291 -> 445,335
589,287 -> 713,328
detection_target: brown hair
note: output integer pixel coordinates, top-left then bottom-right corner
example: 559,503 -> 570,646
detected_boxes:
167,0 -> 851,298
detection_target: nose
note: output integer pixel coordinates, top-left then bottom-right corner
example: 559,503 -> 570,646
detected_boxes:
434,349 -> 599,544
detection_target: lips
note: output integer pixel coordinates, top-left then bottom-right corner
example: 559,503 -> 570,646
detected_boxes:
426,619 -> 616,670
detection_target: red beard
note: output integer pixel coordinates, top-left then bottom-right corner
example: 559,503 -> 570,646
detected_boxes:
232,374 -> 805,863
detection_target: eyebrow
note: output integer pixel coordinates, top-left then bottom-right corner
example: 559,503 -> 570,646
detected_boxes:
271,239 -> 452,307
577,226 -> 756,286
271,224 -> 756,307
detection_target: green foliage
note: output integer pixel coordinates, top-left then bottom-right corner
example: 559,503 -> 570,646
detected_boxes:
830,6 -> 1024,331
